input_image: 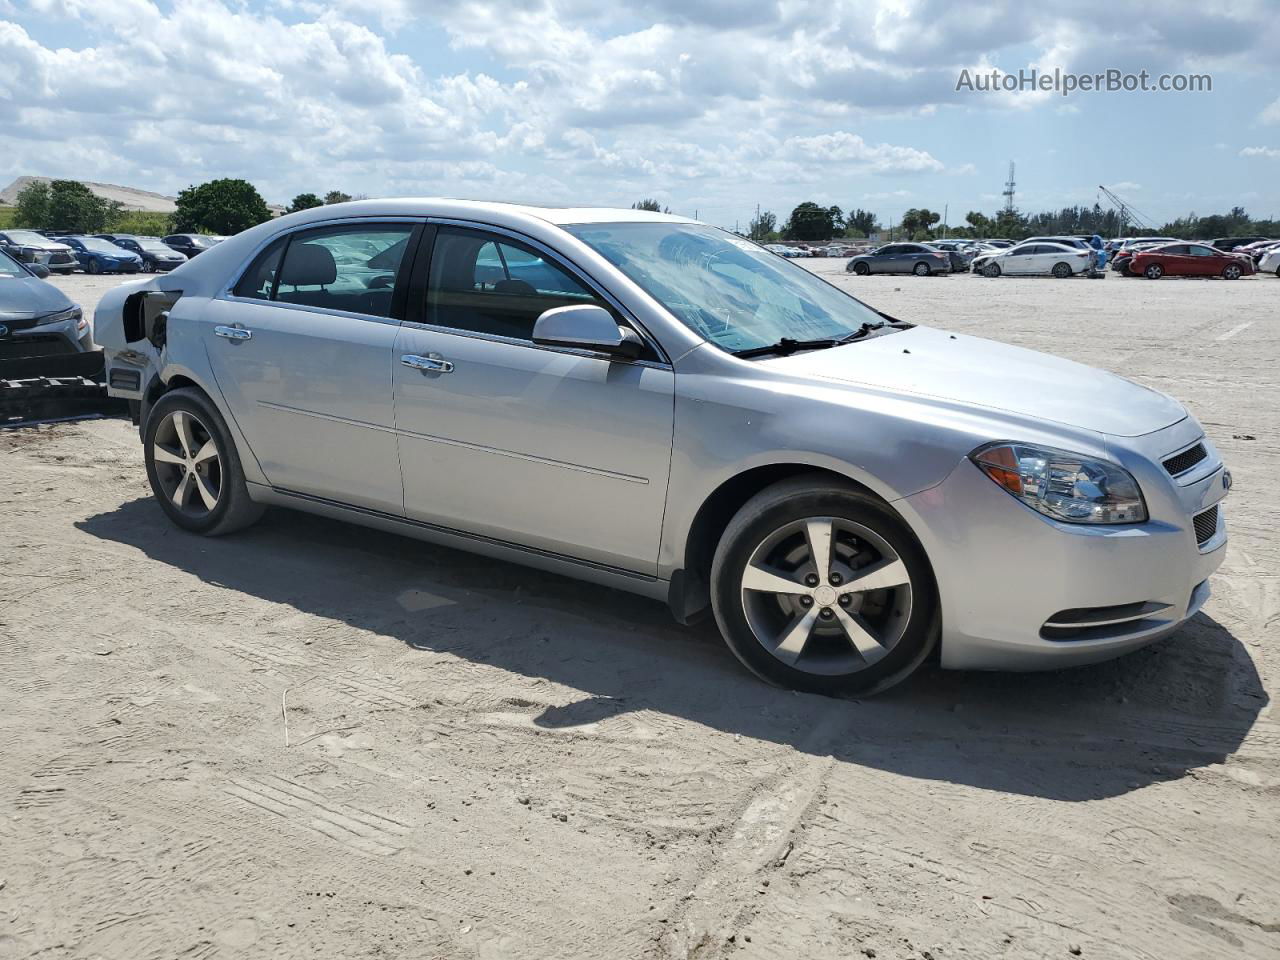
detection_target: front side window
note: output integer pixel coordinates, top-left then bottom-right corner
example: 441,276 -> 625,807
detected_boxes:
565,222 -> 885,353
272,224 -> 414,318
425,227 -> 602,341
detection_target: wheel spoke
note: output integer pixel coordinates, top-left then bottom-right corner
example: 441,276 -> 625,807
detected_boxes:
192,439 -> 219,465
805,519 -> 833,583
832,606 -> 889,665
194,472 -> 219,510
152,443 -> 185,466
772,607 -> 819,665
171,470 -> 192,508
172,412 -> 196,458
837,557 -> 909,595
742,563 -> 806,596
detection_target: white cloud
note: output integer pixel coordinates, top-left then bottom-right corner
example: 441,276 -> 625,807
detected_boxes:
1240,146 -> 1280,158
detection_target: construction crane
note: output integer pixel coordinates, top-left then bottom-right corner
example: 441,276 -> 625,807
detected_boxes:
1097,184 -> 1156,235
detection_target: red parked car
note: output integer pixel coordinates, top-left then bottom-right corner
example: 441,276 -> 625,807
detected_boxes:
1128,242 -> 1256,280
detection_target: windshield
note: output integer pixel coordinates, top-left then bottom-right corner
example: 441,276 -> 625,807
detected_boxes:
76,237 -> 125,253
0,250 -> 27,277
563,222 -> 884,352
137,239 -> 174,253
6,230 -> 53,245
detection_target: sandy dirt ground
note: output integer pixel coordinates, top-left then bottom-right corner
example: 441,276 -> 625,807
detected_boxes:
1,267 -> 1277,959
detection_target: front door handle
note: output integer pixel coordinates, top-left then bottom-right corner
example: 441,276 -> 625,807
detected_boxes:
401,354 -> 454,374
214,325 -> 252,342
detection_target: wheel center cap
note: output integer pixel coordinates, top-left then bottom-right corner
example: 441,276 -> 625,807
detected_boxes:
813,585 -> 837,607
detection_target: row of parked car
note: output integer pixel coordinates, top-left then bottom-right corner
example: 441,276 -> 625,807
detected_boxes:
829,233 -> 1279,280
0,229 -> 224,275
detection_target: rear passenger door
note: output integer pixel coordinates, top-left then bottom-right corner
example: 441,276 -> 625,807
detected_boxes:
200,220 -> 421,513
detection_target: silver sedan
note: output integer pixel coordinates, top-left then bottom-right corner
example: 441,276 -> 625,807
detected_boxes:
846,242 -> 952,276
92,201 -> 1229,695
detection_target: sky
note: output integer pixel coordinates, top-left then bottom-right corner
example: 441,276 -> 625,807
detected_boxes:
2,0 -> 1279,230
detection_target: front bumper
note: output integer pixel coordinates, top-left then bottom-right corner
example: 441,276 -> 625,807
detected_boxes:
899,418 -> 1228,670
0,314 -> 95,359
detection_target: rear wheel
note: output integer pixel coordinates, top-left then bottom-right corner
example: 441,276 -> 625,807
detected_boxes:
912,262 -> 930,277
1144,263 -> 1163,279
141,260 -> 154,273
982,262 -> 1002,278
711,477 -> 938,697
1052,262 -> 1072,279
1222,263 -> 1242,280
144,388 -> 263,536
853,261 -> 870,275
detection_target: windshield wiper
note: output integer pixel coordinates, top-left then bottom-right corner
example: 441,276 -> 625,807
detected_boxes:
836,321 -> 885,343
731,337 -> 842,359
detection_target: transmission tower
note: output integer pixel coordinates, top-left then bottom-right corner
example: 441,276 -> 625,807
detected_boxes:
1002,161 -> 1016,213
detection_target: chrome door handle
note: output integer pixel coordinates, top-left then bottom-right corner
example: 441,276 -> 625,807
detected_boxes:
214,325 -> 252,341
401,354 -> 454,373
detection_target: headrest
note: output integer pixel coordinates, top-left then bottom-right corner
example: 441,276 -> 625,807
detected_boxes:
493,278 -> 537,296
280,243 -> 337,286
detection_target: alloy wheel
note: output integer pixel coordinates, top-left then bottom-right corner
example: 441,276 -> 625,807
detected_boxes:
1223,264 -> 1241,280
151,410 -> 222,517
739,517 -> 913,676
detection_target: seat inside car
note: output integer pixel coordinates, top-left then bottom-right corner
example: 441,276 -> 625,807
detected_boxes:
276,241 -> 396,316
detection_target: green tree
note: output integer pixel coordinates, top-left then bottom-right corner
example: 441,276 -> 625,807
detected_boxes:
173,179 -> 271,235
287,192 -> 323,214
783,201 -> 839,240
324,190 -> 353,205
632,198 -> 670,212
900,208 -> 941,240
965,211 -> 993,236
13,181 -> 50,227
845,208 -> 878,237
748,209 -> 777,241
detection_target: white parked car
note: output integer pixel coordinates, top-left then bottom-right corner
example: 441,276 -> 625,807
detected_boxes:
1259,246 -> 1280,276
972,241 -> 1095,278
764,244 -> 805,259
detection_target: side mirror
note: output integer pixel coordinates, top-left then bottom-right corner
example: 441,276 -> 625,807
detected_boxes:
532,304 -> 643,360
28,263 -> 51,279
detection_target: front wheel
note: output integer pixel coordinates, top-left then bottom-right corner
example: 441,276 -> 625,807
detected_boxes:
711,478 -> 938,697
852,261 -> 870,276
1222,263 -> 1242,280
1144,263 -> 1163,279
1052,262 -> 1072,279
86,259 -> 101,275
912,262 -> 930,277
144,388 -> 264,536
982,262 -> 1002,278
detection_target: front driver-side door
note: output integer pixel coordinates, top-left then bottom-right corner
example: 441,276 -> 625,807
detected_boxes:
392,225 -> 674,575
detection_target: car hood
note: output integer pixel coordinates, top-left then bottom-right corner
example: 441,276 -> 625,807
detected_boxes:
0,275 -> 75,321
17,240 -> 72,252
763,326 -> 1186,438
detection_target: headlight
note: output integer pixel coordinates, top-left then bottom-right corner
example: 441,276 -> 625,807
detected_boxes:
36,307 -> 82,327
970,441 -> 1147,524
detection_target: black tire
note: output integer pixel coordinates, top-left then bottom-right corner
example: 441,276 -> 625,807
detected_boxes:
143,387 -> 264,536
1222,263 -> 1242,280
853,261 -> 870,275
983,262 -> 1001,278
86,259 -> 101,275
141,260 -> 154,274
1052,262 -> 1072,279
710,476 -> 938,697
1144,263 -> 1163,279
912,262 -> 930,277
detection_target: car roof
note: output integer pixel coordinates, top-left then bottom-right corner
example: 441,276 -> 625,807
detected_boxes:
274,197 -> 699,228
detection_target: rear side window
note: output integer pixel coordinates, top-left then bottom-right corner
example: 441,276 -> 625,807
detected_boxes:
233,235 -> 288,300
231,223 -> 415,318
424,227 -> 603,341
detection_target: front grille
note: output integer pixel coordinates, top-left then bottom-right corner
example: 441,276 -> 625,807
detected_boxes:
1193,505 -> 1219,545
49,253 -> 74,264
1041,600 -> 1174,641
1163,443 -> 1208,476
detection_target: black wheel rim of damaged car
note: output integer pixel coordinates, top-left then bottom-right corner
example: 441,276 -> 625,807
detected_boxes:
151,410 -> 223,517
739,517 -> 913,676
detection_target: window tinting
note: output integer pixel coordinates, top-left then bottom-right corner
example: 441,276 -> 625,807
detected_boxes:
233,235 -> 288,300
273,224 -> 414,318
425,227 -> 603,341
